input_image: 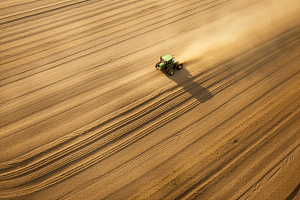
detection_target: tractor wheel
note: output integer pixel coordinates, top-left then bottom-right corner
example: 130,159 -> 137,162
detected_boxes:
177,64 -> 183,70
167,68 -> 174,76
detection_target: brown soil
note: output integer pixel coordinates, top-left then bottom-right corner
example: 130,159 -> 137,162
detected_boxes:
0,0 -> 300,199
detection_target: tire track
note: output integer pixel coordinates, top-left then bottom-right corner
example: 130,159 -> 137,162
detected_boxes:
0,24 -> 298,155
1,1 -> 299,198
0,0 -> 144,64
0,25 -> 294,157
0,0 -> 127,40
0,0 -> 98,25
195,109 -> 300,200
0,0 -> 222,81
1,16 -> 298,111
0,0 -> 204,66
0,25 -> 298,176
0,0 -> 234,112
145,89 -> 300,200
65,52 -> 300,200
1,21 -> 298,128
2,0 -> 284,131
125,66 -> 300,200
230,125 -> 300,200
0,0 -> 39,10
171,91 -> 300,200
0,0 -> 176,46
0,0 -> 146,54
0,35 -> 298,198
0,0 -> 83,20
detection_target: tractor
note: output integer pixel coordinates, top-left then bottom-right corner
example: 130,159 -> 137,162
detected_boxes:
155,54 -> 183,76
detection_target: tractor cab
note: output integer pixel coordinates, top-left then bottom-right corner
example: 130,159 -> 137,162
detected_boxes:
160,54 -> 174,63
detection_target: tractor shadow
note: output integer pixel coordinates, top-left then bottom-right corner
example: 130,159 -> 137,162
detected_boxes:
165,67 -> 213,103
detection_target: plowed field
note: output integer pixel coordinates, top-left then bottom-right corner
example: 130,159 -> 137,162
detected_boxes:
1,0 -> 300,199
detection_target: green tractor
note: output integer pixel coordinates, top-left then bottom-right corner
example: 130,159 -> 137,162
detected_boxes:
155,54 -> 183,76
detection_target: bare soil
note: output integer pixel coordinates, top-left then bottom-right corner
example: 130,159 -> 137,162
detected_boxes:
0,0 -> 300,199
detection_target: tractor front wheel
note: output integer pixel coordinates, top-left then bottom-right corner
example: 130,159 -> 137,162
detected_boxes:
155,62 -> 160,69
167,68 -> 174,76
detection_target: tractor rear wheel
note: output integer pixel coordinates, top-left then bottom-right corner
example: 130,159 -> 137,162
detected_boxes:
167,68 -> 174,76
177,64 -> 183,70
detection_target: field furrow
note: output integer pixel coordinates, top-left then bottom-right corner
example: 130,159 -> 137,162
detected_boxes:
0,0 -> 299,199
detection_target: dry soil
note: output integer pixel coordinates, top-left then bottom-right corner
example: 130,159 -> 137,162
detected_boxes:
0,0 -> 300,199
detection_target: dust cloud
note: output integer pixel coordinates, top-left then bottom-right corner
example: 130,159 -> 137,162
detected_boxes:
177,0 -> 300,64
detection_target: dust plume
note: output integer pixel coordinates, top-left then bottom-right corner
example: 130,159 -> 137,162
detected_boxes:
177,0 -> 300,64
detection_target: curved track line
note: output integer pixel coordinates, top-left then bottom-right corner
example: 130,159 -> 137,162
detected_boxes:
0,41 -> 298,198
0,27 -> 298,179
0,0 -> 222,80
